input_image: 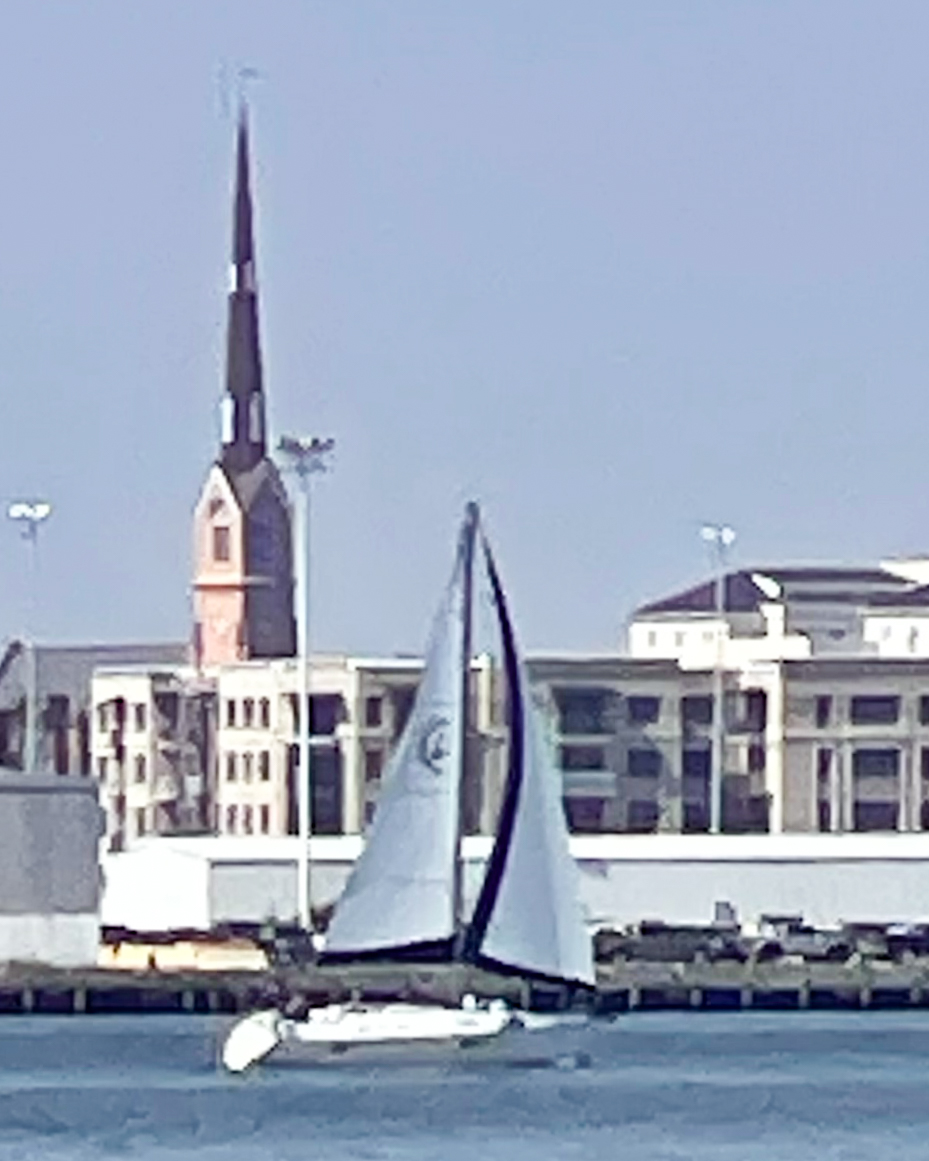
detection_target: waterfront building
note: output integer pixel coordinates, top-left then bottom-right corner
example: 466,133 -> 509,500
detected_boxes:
0,641 -> 186,777
91,654 -> 502,848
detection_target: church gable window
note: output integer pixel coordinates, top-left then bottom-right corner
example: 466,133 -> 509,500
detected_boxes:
213,526 -> 231,562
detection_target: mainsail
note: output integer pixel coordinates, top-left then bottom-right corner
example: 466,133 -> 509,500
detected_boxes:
322,511 -> 476,959
465,537 -> 596,987
323,504 -> 593,989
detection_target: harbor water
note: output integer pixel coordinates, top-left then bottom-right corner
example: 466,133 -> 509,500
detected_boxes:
0,1010 -> 928,1158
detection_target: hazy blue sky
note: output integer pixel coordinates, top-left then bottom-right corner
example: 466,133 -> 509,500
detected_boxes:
2,2 -> 929,654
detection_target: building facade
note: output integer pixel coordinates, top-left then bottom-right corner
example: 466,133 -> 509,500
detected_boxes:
91,654 -> 503,849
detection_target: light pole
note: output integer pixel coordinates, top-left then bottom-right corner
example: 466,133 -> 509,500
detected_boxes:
700,523 -> 735,835
277,436 -> 334,933
7,501 -> 52,774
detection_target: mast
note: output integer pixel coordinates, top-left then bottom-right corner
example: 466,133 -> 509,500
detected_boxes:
452,502 -> 480,944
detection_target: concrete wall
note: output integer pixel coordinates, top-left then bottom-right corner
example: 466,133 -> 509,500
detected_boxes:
0,771 -> 102,966
0,915 -> 99,967
0,774 -> 101,915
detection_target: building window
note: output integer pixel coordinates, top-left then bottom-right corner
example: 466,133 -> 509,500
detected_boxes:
310,695 -> 344,736
226,752 -> 237,781
646,630 -> 657,648
135,808 -> 146,837
259,698 -> 271,729
310,745 -> 344,835
243,805 -> 253,835
134,754 -> 146,783
390,687 -> 417,739
852,748 -> 900,779
921,748 -> 929,781
627,748 -> 661,778
259,750 -> 270,781
815,696 -> 832,728
213,525 -> 231,562
564,797 -> 605,833
853,802 -> 898,832
727,690 -> 767,733
560,745 -> 606,771
919,697 -> 929,727
681,696 -> 713,727
243,753 -> 253,782
226,805 -> 237,833
97,756 -> 107,781
134,704 -> 147,732
97,704 -> 107,731
747,743 -> 766,773
260,805 -> 270,834
243,698 -> 254,728
817,801 -> 831,833
854,752 -> 896,780
365,749 -> 384,782
626,696 -> 660,726
627,799 -> 659,834
554,688 -> 613,735
850,696 -> 900,726
226,700 -> 237,728
365,697 -> 383,729
682,802 -> 708,833
817,748 -> 832,782
682,748 -> 710,781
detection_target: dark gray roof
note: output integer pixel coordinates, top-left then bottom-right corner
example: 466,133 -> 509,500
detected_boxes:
636,566 -> 914,618
0,641 -> 187,711
759,566 -> 904,586
636,572 -> 771,617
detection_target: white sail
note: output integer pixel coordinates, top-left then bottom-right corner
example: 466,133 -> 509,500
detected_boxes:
323,531 -> 469,958
469,543 -> 595,987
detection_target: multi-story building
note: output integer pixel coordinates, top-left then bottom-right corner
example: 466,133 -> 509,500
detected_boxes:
0,640 -> 187,778
91,665 -> 214,849
91,654 -> 502,848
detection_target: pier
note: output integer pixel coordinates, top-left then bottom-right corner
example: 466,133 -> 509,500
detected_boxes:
2,958 -> 929,1017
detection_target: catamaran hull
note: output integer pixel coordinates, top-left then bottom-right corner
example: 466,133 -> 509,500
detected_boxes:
221,1003 -> 591,1073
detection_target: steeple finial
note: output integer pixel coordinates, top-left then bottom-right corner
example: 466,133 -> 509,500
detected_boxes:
219,99 -> 266,475
232,102 -> 255,289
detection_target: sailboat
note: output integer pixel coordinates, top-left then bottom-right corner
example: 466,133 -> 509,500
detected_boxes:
222,504 -> 595,1072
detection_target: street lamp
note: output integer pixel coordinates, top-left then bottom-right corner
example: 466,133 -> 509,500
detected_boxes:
7,500 -> 53,774
277,436 -> 334,933
700,523 -> 736,835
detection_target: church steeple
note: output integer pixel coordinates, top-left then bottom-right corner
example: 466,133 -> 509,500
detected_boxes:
192,104 -> 297,669
220,103 -> 266,476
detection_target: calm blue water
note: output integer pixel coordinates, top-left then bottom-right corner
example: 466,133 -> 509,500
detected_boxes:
0,1011 -> 927,1159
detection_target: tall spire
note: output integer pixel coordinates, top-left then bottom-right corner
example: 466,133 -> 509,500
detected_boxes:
219,101 -> 266,476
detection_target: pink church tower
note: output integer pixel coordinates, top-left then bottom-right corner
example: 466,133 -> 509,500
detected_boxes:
192,105 -> 297,667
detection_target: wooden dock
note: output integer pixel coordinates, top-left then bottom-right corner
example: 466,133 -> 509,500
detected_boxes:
3,958 -> 929,1016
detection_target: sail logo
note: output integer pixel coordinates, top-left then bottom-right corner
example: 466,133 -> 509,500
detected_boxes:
417,714 -> 451,776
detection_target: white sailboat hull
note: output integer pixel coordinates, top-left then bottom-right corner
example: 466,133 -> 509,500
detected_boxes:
221,1000 -> 590,1072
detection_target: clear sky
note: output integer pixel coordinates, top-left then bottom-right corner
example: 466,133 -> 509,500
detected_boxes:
2,1 -> 929,655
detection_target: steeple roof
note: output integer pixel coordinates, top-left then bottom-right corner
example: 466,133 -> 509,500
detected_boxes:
220,102 -> 267,477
